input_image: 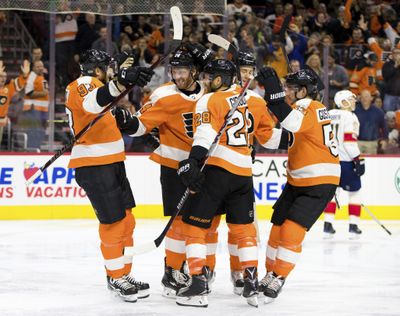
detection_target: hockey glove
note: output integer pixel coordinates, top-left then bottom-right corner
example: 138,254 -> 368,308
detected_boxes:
185,43 -> 214,71
113,106 -> 139,135
353,156 -> 365,176
117,66 -> 154,87
177,158 -> 205,193
255,66 -> 286,105
144,128 -> 160,150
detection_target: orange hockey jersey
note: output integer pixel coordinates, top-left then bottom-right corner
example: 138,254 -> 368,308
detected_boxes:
280,98 -> 340,186
132,81 -> 206,169
194,85 -> 277,176
23,71 -> 49,112
65,76 -> 125,168
0,75 -> 26,119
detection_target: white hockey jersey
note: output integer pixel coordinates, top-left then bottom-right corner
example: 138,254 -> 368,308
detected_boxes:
329,109 -> 361,162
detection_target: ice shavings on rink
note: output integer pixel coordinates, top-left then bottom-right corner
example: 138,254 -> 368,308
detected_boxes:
0,219 -> 399,316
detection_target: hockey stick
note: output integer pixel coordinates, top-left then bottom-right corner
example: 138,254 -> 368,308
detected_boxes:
25,6 -> 183,186
361,203 -> 392,236
207,34 -> 242,84
279,14 -> 293,74
125,76 -> 255,256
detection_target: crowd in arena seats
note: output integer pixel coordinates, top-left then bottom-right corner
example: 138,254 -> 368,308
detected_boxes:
1,0 -> 400,153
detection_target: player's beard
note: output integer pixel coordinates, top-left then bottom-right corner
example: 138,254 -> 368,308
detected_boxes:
175,76 -> 195,91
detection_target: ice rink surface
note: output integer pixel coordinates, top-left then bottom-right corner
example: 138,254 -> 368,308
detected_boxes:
0,219 -> 399,316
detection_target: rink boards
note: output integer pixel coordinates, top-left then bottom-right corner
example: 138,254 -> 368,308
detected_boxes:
0,153 -> 399,220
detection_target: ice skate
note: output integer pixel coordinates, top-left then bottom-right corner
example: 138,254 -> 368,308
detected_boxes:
349,224 -> 362,240
230,270 -> 244,295
107,276 -> 138,302
204,265 -> 215,293
123,274 -> 150,299
242,267 -> 258,307
258,271 -> 273,294
263,273 -> 285,304
323,222 -> 336,239
176,270 -> 209,308
161,264 -> 190,298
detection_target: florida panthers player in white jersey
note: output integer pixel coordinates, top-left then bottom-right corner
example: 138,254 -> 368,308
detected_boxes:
323,90 -> 365,239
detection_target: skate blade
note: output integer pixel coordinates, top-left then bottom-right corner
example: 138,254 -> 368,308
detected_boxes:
108,287 -> 138,303
349,233 -> 361,240
233,287 -> 243,296
245,295 -> 258,308
323,232 -> 335,239
162,287 -> 177,299
176,295 -> 208,307
264,296 -> 275,304
138,289 -> 150,299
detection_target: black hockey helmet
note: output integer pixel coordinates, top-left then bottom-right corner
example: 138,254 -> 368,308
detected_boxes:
238,51 -> 256,67
80,49 -> 111,76
169,47 -> 195,68
285,68 -> 319,99
203,59 -> 236,87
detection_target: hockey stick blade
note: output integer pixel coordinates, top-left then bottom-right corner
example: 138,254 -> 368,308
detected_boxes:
25,6 -> 183,187
208,34 -> 238,56
124,77 -> 254,257
361,203 -> 392,236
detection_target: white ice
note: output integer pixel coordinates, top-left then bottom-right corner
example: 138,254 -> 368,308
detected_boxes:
0,219 -> 399,316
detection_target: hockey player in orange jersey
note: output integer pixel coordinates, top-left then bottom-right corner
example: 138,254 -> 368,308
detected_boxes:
175,59 -> 289,308
255,67 -> 340,303
65,49 -> 153,302
0,59 -> 30,142
113,44 -> 215,298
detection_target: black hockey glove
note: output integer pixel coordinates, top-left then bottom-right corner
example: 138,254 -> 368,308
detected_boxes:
117,66 -> 154,87
112,106 -> 139,134
144,128 -> 160,150
255,66 -> 286,105
177,158 -> 205,193
185,43 -> 214,71
353,156 -> 365,176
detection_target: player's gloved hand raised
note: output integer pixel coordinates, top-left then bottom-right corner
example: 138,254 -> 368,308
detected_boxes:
353,156 -> 365,176
177,158 -> 205,193
117,66 -> 154,87
255,66 -> 286,105
185,43 -> 214,71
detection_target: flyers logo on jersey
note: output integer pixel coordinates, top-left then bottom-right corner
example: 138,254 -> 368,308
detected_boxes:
182,112 -> 194,138
317,108 -> 330,122
0,96 -> 7,106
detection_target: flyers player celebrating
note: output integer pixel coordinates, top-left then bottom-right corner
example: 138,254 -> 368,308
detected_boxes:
225,51 -> 290,296
176,59 -> 288,308
113,45 -> 213,298
255,68 -> 340,303
323,90 -> 365,239
65,49 -> 153,302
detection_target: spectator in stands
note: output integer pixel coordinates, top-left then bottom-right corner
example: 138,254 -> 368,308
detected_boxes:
0,60 -> 29,144
349,52 -> 379,97
91,26 -> 119,56
136,38 -> 153,67
304,32 -> 322,61
132,15 -> 152,37
55,13 -> 78,88
0,11 -> 6,57
289,59 -> 301,73
265,33 -> 293,78
227,0 -> 252,27
382,46 -> 400,111
355,89 -> 388,154
305,53 -> 323,78
288,22 -> 308,66
20,60 -> 49,150
31,47 -> 48,75
75,13 -> 99,57
327,52 -> 349,107
385,111 -> 400,153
